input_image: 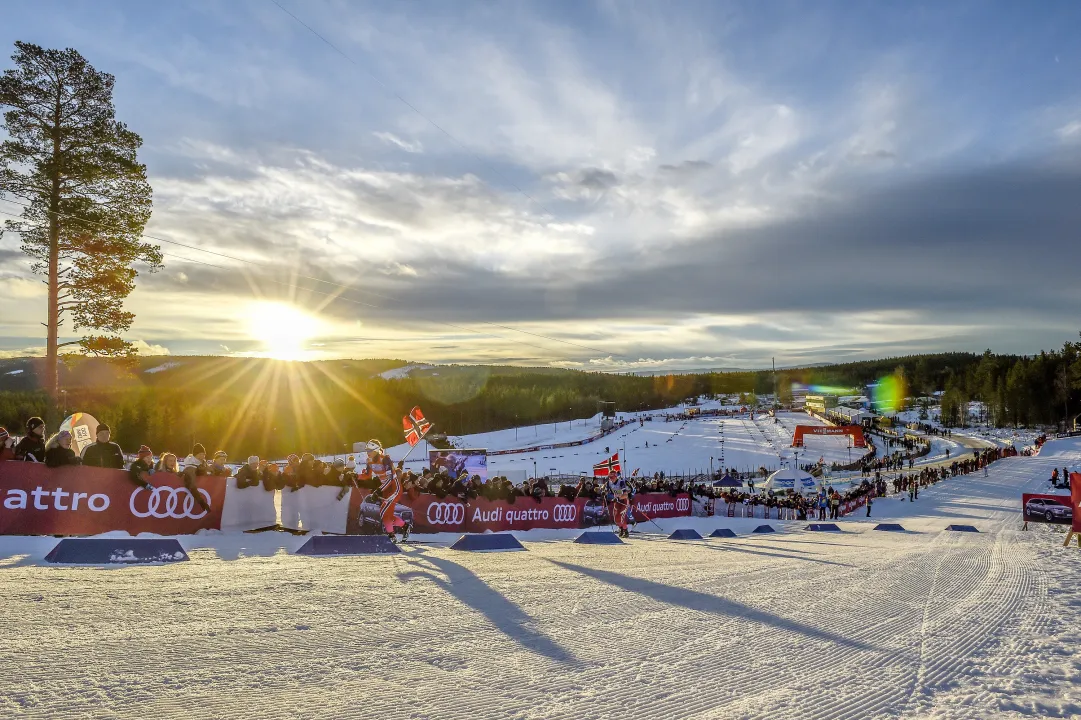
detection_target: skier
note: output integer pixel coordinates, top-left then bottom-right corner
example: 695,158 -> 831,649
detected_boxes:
603,472 -> 632,538
361,440 -> 410,542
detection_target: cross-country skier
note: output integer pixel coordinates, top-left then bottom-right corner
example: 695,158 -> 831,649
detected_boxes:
360,439 -> 410,542
603,472 -> 632,538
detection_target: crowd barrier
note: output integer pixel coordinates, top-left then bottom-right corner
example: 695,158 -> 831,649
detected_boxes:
0,462 -> 691,536
711,495 -> 869,521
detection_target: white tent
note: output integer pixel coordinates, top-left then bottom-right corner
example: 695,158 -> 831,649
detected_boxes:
762,468 -> 821,495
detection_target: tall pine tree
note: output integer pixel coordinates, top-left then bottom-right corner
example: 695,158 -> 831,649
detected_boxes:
0,41 -> 160,416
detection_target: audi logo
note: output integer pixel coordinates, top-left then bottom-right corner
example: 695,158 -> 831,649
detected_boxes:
553,504 -> 577,523
129,486 -> 211,520
425,502 -> 465,525
676,497 -> 690,512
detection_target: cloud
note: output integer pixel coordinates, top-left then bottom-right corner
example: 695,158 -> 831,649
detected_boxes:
1057,121 -> 1081,141
5,1 -> 1078,368
549,166 -> 620,201
373,131 -> 423,153
118,152 -> 1081,366
658,160 -> 713,175
131,340 -> 171,356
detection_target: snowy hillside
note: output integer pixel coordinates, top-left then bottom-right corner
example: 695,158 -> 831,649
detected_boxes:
383,405 -> 860,479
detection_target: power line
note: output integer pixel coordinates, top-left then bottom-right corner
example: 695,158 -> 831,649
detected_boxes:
0,194 -> 622,357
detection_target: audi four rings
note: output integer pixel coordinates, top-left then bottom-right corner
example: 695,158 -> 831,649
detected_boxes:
552,504 -> 577,522
425,502 -> 466,525
129,486 -> 211,520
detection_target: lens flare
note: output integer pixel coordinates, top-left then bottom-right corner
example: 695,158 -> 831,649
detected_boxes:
872,374 -> 907,414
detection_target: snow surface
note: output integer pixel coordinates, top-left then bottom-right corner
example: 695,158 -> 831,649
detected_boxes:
5,369 -> 24,375
378,363 -> 434,380
144,361 -> 181,374
2,438 -> 1080,718
383,406 -> 861,480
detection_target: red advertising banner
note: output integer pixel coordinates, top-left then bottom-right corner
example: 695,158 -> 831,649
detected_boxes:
464,496 -> 588,532
346,491 -> 692,535
1022,492 -> 1074,525
631,493 -> 692,520
0,462 -> 226,536
792,424 -> 867,448
1071,473 -> 1081,532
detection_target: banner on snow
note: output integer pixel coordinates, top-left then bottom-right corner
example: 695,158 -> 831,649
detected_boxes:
1071,473 -> 1081,532
1022,492 -> 1074,525
0,462 -> 226,536
346,491 -> 691,534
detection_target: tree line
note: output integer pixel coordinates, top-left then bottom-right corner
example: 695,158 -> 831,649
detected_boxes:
1,338 -> 1078,458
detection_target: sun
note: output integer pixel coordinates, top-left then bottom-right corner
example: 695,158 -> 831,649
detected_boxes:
246,301 -> 323,360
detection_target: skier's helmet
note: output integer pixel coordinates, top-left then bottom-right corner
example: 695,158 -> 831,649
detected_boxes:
365,439 -> 383,454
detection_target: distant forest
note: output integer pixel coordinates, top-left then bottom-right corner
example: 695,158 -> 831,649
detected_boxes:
0,336 -> 1078,459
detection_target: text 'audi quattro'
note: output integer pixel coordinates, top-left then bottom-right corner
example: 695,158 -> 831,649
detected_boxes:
2,487 -> 111,512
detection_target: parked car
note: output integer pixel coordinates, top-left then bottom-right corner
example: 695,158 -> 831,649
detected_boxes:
582,499 -> 609,527
358,494 -> 414,533
1025,497 -> 1073,523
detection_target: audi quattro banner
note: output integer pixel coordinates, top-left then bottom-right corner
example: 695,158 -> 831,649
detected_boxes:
345,491 -> 692,535
630,493 -> 692,521
0,462 -> 226,536
463,496 -> 589,533
1022,492 -> 1074,525
1071,473 -> 1081,533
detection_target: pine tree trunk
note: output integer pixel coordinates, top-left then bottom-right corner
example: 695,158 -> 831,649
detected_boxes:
45,89 -> 62,424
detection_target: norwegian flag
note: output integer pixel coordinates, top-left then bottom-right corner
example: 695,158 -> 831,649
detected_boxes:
593,452 -> 621,477
403,406 -> 432,447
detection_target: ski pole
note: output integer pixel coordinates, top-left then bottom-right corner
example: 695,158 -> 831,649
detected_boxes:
634,504 -> 666,532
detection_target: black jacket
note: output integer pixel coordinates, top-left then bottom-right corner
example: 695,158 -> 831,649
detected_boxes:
82,441 -> 125,469
128,459 -> 154,488
45,446 -> 81,468
235,464 -> 261,489
14,435 -> 45,463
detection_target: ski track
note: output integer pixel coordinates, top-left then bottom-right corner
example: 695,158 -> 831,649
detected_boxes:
2,444 -> 1080,719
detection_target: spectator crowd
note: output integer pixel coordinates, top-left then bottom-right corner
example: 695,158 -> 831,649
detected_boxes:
0,416 -> 1027,521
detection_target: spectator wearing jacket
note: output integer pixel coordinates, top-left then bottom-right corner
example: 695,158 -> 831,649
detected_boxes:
128,446 -> 156,489
182,443 -> 211,511
14,417 -> 46,462
282,454 -> 301,491
81,423 -> 124,469
298,453 -> 319,487
263,462 -> 282,491
208,450 -> 231,478
235,456 -> 262,489
44,430 -> 81,468
0,427 -> 15,462
324,458 -> 347,487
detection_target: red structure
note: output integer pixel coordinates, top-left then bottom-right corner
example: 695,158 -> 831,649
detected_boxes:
791,425 -> 867,448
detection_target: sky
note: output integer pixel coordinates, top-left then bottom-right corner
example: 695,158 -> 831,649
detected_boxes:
2,0 -> 1081,371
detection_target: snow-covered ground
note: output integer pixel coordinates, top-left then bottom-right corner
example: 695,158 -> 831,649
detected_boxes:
4,438 -> 1079,719
378,362 -> 434,380
143,361 -> 182,374
389,406 -> 859,480
895,408 -> 1046,452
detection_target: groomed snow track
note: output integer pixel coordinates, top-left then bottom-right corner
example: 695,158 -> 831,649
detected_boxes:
1,440 -> 1079,719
